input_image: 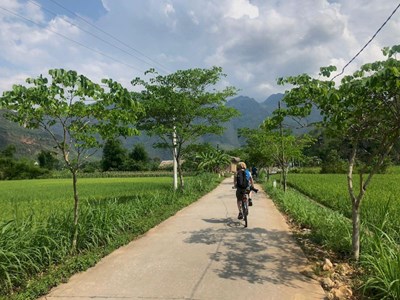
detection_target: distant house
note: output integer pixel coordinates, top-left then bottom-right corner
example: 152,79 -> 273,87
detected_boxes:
158,160 -> 186,169
229,156 -> 241,173
159,157 -> 240,174
159,160 -> 174,169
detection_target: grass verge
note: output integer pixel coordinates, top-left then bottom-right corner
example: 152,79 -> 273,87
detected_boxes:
265,180 -> 400,299
0,173 -> 222,299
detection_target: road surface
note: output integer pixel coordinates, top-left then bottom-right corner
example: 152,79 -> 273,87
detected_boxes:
41,178 -> 326,300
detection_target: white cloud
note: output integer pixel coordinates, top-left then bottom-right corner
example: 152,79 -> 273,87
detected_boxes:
101,0 -> 111,12
0,0 -> 22,11
24,1 -> 45,23
157,53 -> 188,64
223,0 -> 259,19
1,0 -> 400,101
188,11 -> 199,25
164,3 -> 175,16
0,69 -> 30,91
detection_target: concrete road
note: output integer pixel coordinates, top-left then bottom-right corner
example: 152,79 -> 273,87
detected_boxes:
41,178 -> 326,300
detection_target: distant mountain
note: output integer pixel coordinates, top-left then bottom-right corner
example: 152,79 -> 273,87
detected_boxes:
199,94 -> 284,149
262,93 -> 322,134
227,96 -> 270,129
0,93 -> 320,160
261,93 -> 285,111
0,110 -> 55,158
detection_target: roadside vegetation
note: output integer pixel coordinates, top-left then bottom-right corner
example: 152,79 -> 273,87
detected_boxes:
287,173 -> 400,242
0,174 -> 223,299
263,168 -> 400,299
2,45 -> 400,299
242,45 -> 400,299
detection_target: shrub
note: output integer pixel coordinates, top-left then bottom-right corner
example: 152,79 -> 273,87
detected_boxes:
361,226 -> 400,300
0,174 -> 222,298
0,157 -> 49,180
265,183 -> 352,255
320,150 -> 347,174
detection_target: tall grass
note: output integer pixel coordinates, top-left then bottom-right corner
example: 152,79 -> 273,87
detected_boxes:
269,169 -> 400,299
286,173 -> 400,242
49,170 -> 183,179
0,177 -> 173,221
266,183 -> 352,255
362,224 -> 400,299
0,173 -> 221,298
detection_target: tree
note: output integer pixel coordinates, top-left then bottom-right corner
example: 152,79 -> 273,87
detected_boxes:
277,45 -> 400,260
261,118 -> 313,191
320,149 -> 347,174
0,69 -> 141,251
1,144 -> 16,158
240,117 -> 313,189
37,150 -> 59,170
196,148 -> 231,175
238,128 -> 276,181
131,66 -> 239,189
124,143 -> 151,171
101,139 -> 127,171
181,143 -> 214,171
129,144 -> 149,163
304,128 -> 347,164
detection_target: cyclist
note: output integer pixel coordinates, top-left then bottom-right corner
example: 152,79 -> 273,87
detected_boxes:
251,166 -> 258,180
234,162 -> 254,219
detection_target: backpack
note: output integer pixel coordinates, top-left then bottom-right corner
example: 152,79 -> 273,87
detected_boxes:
236,169 -> 249,189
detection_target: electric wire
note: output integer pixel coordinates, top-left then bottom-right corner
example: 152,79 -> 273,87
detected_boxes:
331,2 -> 400,81
26,0 -> 168,74
0,6 -> 144,73
46,0 -> 171,74
6,1 -> 398,91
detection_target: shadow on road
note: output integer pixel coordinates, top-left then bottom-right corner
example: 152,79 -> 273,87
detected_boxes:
183,219 -> 312,287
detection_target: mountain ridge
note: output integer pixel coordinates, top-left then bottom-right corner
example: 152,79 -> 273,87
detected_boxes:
0,93 -> 287,159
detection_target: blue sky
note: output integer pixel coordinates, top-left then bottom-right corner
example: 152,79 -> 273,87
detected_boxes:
36,0 -> 107,21
1,0 -> 400,102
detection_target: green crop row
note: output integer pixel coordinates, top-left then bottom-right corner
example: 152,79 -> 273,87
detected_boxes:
270,171 -> 400,299
0,177 -> 174,221
48,170 -> 189,179
265,182 -> 352,254
286,173 -> 400,241
0,174 -> 222,299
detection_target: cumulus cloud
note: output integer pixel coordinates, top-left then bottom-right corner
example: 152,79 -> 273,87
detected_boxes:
0,0 -> 399,101
100,0 -> 110,12
164,3 -> 175,16
223,0 -> 259,19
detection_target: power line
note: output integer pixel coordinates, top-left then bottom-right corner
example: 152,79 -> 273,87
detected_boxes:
46,0 -> 171,74
27,0 -> 169,74
331,2 -> 400,81
0,6 -> 144,73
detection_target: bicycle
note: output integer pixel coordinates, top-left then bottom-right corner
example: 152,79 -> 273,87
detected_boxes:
240,191 -> 249,228
233,186 -> 249,228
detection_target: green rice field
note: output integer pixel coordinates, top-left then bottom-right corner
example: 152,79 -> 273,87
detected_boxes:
286,172 -> 400,240
267,168 -> 400,299
0,174 -> 221,298
0,177 -> 173,221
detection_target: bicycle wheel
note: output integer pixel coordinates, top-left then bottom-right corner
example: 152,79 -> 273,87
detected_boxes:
242,200 -> 248,228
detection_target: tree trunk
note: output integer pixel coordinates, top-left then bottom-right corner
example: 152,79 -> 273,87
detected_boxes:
347,146 -> 361,261
282,165 -> 288,192
71,170 -> 79,253
278,100 -> 286,191
352,198 -> 361,261
178,161 -> 184,190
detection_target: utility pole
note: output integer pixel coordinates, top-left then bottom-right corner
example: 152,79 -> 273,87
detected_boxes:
173,126 -> 178,190
279,100 -> 286,191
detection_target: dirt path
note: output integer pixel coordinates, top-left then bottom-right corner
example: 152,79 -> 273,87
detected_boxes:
41,178 -> 326,300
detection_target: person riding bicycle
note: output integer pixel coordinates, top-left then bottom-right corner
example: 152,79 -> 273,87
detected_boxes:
234,162 -> 254,219
252,166 -> 258,180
